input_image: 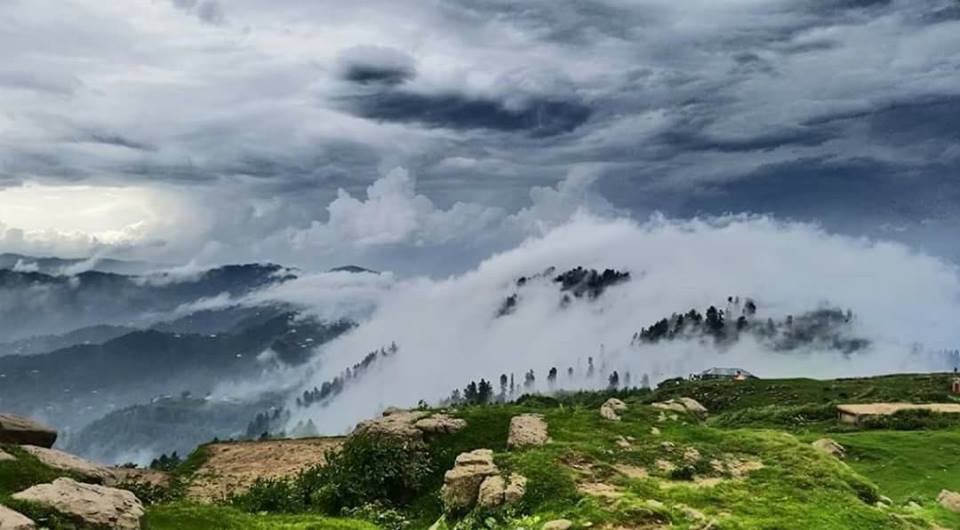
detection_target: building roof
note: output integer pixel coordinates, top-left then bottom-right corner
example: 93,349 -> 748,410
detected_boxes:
700,367 -> 754,377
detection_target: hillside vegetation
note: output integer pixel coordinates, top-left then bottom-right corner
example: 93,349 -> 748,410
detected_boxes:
6,373 -> 960,529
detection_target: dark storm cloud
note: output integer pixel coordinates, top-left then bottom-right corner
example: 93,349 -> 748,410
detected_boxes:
343,91 -> 592,137
79,132 -> 155,152
338,46 -> 416,86
2,0 -> 960,268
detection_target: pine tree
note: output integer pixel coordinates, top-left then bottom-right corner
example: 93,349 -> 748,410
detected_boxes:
608,370 -> 620,389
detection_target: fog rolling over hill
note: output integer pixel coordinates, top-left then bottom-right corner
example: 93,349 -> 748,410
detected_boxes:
2,216 -> 960,465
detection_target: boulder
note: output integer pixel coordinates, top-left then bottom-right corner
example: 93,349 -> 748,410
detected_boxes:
651,398 -> 707,418
542,520 -> 573,530
600,398 -> 627,421
677,397 -> 708,417
354,409 -> 428,440
12,478 -> 144,530
355,409 -> 467,441
0,447 -> 15,462
507,414 -> 549,448
682,447 -> 702,464
811,438 -> 846,460
504,473 -> 527,504
939,490 -> 960,513
414,414 -> 468,434
0,505 -> 36,530
19,445 -> 113,483
0,414 -> 57,448
477,475 -> 506,508
441,449 -> 499,514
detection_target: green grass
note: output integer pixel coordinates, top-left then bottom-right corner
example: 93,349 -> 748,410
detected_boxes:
143,504 -> 378,530
812,430 -> 960,502
9,373 -> 960,529
650,373 -> 958,413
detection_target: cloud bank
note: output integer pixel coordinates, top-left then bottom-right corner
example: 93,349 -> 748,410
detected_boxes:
211,212 -> 960,434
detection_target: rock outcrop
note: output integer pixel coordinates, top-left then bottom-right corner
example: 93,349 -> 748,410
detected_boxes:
354,409 -> 466,441
0,447 -> 15,461
0,505 -> 35,530
441,449 -> 499,514
0,413 -> 57,448
19,445 -> 113,483
939,490 -> 960,513
507,414 -> 549,448
12,478 -> 144,530
504,473 -> 527,504
477,475 -> 506,508
811,438 -> 846,460
441,449 -> 526,514
600,398 -> 628,421
414,414 -> 468,434
652,398 -> 707,418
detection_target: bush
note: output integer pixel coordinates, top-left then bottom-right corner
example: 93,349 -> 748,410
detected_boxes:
231,432 -> 435,515
859,409 -> 960,431
317,432 -> 435,512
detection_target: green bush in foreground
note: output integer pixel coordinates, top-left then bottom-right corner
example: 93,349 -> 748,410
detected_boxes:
231,432 -> 435,517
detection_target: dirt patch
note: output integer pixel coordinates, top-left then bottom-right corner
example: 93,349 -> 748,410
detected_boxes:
613,464 -> 649,479
186,437 -> 344,502
577,482 -> 623,498
660,476 -> 725,489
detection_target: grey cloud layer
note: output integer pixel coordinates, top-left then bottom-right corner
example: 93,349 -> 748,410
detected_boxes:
0,0 -> 958,268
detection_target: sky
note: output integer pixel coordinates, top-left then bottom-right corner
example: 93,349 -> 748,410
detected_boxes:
1,0 -> 959,275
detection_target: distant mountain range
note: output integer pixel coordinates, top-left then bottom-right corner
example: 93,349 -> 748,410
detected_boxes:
0,252 -> 158,275
0,254 -> 377,463
0,262 -> 295,341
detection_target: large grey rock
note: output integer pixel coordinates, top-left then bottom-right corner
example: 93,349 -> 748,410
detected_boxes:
651,398 -> 707,418
0,504 -> 36,530
19,445 -> 113,483
354,409 -> 466,440
12,478 -> 144,530
507,414 -> 549,449
441,449 -> 498,514
0,447 -> 15,462
811,438 -> 846,460
477,475 -> 506,508
600,398 -> 627,421
0,414 -> 57,448
939,490 -> 960,513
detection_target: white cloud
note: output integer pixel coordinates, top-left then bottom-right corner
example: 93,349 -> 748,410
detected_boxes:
208,212 -> 960,434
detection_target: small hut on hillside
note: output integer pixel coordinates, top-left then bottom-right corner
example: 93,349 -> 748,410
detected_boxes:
698,367 -> 757,381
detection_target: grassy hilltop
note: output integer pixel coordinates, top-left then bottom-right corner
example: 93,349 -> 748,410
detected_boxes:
5,372 -> 960,529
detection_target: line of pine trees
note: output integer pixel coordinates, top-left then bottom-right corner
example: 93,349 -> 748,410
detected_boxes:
444,358 -> 652,406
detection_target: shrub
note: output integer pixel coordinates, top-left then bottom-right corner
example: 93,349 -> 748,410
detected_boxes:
859,409 -> 960,431
231,432 -> 435,515
316,432 -> 435,512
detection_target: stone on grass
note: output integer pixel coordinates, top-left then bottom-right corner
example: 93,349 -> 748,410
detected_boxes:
507,414 -> 549,449
0,413 -> 57,448
811,438 -> 846,459
504,473 -> 527,504
0,504 -> 36,530
600,398 -> 627,421
12,477 -> 144,530
441,449 -> 499,514
19,445 -> 113,483
0,447 -> 16,462
542,520 -> 573,530
938,490 -> 960,513
477,475 -> 506,508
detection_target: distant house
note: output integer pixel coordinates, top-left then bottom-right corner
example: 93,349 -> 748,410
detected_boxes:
699,367 -> 757,381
